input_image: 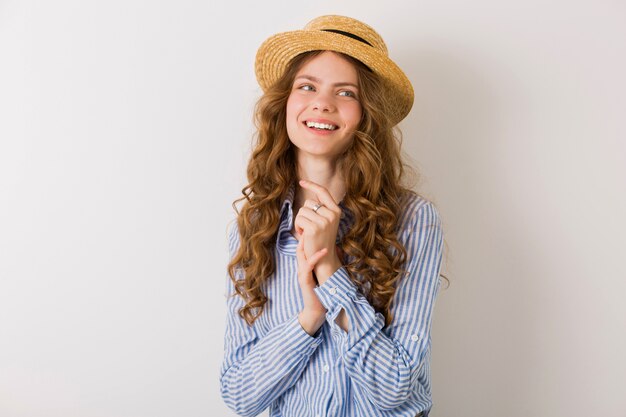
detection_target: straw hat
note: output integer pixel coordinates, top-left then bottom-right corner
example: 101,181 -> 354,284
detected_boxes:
255,15 -> 414,125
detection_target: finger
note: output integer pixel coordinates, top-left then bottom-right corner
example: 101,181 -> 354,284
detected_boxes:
299,180 -> 340,211
294,212 -> 319,234
296,238 -> 327,265
296,207 -> 329,228
309,204 -> 333,219
307,248 -> 328,266
303,199 -> 333,219
301,199 -> 330,215
304,199 -> 321,210
296,238 -> 306,264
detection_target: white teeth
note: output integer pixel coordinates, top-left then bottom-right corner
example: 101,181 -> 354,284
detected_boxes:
305,121 -> 337,130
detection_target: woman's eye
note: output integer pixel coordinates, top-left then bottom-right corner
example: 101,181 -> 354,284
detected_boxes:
338,90 -> 357,98
299,84 -> 315,91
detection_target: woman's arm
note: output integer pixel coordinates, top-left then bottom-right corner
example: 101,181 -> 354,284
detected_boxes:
219,223 -> 322,417
314,201 -> 444,411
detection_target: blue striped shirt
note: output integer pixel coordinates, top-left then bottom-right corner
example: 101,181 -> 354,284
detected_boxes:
221,185 -> 444,417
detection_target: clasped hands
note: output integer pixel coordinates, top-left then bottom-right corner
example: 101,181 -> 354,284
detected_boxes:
295,180 -> 343,335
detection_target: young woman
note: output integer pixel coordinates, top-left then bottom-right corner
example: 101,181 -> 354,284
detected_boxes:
221,15 -> 444,417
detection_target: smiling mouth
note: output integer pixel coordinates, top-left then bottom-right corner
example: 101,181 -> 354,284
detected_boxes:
304,121 -> 338,131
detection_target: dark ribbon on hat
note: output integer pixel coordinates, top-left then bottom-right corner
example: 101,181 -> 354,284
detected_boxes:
321,29 -> 372,47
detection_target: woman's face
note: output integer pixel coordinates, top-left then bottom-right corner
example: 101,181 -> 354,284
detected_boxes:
286,51 -> 362,162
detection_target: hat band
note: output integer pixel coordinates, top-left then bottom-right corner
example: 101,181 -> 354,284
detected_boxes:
321,29 -> 372,47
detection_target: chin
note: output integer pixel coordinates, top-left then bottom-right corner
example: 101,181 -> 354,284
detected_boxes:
295,146 -> 339,159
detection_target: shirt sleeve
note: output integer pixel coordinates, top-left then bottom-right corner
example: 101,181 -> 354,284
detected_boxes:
313,201 -> 444,411
220,222 -> 323,417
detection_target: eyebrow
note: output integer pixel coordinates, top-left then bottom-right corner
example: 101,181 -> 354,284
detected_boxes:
294,75 -> 359,89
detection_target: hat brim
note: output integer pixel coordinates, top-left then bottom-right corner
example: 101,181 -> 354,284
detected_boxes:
255,30 -> 414,125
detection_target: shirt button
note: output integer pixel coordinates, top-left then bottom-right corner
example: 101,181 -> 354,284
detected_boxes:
323,364 -> 330,373
329,287 -> 337,295
411,334 -> 419,342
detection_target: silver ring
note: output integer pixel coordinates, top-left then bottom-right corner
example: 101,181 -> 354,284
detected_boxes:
312,203 -> 323,213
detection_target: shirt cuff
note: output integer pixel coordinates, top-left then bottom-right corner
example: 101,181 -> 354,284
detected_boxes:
314,267 -> 358,317
314,266 -> 383,349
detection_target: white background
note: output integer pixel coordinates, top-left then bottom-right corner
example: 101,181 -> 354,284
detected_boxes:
1,1 -> 625,416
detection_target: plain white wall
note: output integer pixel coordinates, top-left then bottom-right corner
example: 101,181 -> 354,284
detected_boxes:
1,1 -> 624,416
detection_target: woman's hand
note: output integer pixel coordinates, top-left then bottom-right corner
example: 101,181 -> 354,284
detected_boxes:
293,180 -> 343,284
296,238 -> 327,336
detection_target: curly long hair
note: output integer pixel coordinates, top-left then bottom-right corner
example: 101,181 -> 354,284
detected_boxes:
228,50 -> 418,326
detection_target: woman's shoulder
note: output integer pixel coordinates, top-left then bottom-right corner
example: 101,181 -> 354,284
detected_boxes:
396,190 -> 442,232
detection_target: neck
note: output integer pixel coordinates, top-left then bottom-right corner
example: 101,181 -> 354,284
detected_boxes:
293,154 -> 346,209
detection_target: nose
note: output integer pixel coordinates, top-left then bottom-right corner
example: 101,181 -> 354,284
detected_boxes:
312,91 -> 336,112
